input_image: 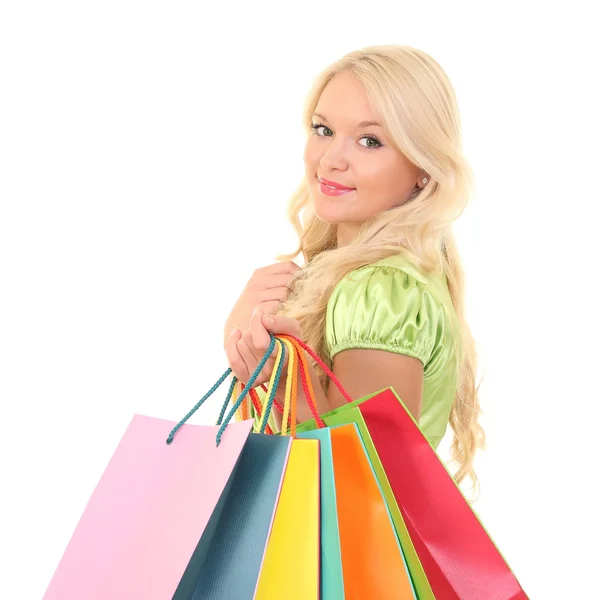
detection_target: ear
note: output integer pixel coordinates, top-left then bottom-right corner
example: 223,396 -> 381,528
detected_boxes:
417,172 -> 430,189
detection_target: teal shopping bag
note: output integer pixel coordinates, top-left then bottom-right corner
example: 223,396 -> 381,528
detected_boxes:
169,337 -> 297,600
297,428 -> 344,600
185,433 -> 292,600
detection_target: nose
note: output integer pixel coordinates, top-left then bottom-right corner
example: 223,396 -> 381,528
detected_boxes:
319,138 -> 350,172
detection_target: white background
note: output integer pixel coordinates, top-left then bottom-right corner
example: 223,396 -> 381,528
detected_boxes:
1,1 -> 598,598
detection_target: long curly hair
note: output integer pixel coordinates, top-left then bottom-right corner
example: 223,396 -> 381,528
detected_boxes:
277,44 -> 486,494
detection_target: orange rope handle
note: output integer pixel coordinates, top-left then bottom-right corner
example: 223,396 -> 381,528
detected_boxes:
289,341 -> 298,437
239,383 -> 274,435
260,383 -> 285,414
249,387 -> 274,435
277,337 -> 298,437
280,334 -> 353,404
240,380 -> 250,421
257,337 -> 286,433
278,335 -> 326,429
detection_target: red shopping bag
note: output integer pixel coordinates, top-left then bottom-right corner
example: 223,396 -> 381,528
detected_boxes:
361,388 -> 528,600
286,335 -> 528,600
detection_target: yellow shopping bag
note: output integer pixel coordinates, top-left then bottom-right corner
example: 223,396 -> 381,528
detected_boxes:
223,335 -> 321,600
254,437 -> 320,599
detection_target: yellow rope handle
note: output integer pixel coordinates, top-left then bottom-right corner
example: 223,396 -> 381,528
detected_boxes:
231,335 -> 305,435
256,338 -> 285,433
233,379 -> 246,422
285,339 -> 303,437
277,337 -> 298,437
289,341 -> 298,437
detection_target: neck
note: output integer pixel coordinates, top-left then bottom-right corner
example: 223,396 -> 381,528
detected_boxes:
336,223 -> 362,247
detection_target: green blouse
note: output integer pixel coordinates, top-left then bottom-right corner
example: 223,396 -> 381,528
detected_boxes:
324,253 -> 459,449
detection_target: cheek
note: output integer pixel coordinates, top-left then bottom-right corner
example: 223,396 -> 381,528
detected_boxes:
357,157 -> 415,203
303,140 -> 320,171
355,160 -> 392,196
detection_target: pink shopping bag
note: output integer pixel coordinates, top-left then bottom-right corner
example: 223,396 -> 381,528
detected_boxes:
43,416 -> 253,600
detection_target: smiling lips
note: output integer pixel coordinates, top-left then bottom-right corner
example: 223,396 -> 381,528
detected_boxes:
318,176 -> 356,196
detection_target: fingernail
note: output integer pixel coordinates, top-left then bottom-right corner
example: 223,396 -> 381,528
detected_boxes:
263,315 -> 273,326
230,327 -> 241,337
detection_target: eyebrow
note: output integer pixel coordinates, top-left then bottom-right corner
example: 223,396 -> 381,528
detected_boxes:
312,112 -> 382,128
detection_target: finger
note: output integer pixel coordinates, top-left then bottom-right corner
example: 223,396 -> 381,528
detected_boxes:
257,286 -> 291,303
260,300 -> 284,315
225,328 -> 248,382
255,273 -> 297,291
237,335 -> 272,386
237,334 -> 258,369
264,261 -> 301,276
262,314 -> 302,337
241,328 -> 261,363
250,307 -> 273,355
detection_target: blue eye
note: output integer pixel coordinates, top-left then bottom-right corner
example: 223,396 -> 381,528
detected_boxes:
310,122 -> 383,150
310,123 -> 333,137
358,136 -> 382,149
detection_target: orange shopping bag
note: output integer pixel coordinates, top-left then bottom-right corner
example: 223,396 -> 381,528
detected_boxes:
331,423 -> 416,599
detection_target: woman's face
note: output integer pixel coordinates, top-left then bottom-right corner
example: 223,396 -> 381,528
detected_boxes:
304,70 -> 425,246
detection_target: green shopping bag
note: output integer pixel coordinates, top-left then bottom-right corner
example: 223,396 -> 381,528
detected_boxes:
297,400 -> 433,600
232,335 -> 413,600
288,333 -> 527,600
273,335 -> 432,600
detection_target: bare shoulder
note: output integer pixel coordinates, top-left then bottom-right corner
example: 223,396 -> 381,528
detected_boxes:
328,348 -> 424,421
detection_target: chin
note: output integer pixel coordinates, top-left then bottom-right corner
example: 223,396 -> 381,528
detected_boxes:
312,202 -> 348,225
309,193 -> 350,225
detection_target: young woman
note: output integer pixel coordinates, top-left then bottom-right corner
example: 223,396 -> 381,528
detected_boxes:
223,44 -> 485,489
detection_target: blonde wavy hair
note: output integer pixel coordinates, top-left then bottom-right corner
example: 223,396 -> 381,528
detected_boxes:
276,44 -> 486,494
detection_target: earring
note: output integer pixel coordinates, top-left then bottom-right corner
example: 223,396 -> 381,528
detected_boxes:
421,177 -> 428,185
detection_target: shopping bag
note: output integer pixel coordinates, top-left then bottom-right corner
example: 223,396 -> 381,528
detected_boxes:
296,428 -> 344,600
302,402 -> 433,600
43,416 -> 254,600
329,422 -> 416,599
263,336 -> 341,600
278,336 -> 418,599
359,387 -> 528,600
44,336 -> 291,600
187,433 -> 292,600
278,335 -> 431,600
193,335 -> 320,600
216,336 -> 331,599
254,438 -> 320,600
288,334 -> 528,600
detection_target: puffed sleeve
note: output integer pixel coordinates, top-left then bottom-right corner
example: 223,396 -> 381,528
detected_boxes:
325,263 -> 447,366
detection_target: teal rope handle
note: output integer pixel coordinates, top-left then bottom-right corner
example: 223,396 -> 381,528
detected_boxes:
258,340 -> 285,435
165,334 -> 278,445
215,334 -> 278,436
165,367 -> 232,444
215,337 -> 285,446
216,335 -> 279,427
216,377 -> 238,427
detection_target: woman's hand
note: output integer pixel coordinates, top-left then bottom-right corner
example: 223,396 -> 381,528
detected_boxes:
223,261 -> 300,349
225,306 -> 302,386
